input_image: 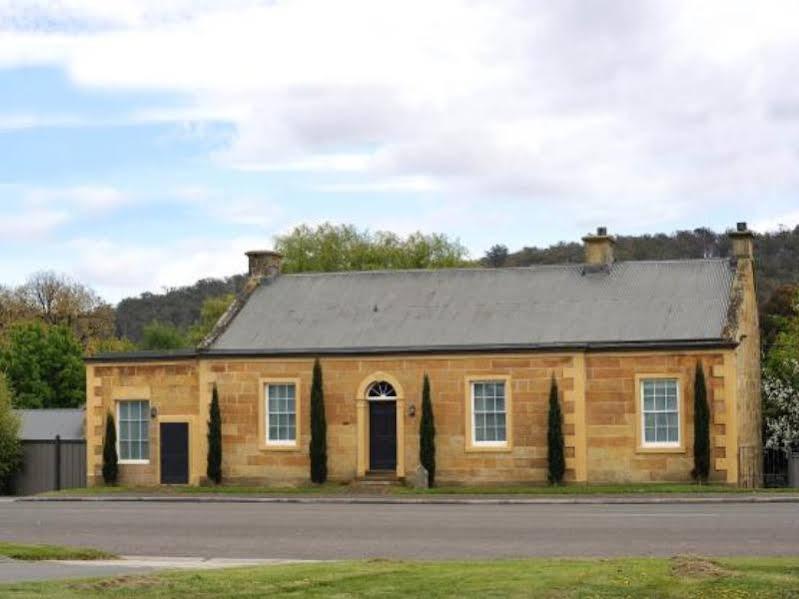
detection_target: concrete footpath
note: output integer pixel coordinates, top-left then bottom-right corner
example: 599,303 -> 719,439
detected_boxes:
0,556 -> 313,584
16,492 -> 799,505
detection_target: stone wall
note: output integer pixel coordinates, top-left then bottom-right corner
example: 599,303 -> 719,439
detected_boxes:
87,348 -> 742,487
584,352 -> 727,483
86,361 -> 201,486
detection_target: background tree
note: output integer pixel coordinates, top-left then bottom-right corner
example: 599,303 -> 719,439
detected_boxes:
16,271 -> 115,348
0,322 -> 85,408
139,321 -> 188,350
0,373 -> 22,493
274,223 -> 469,273
309,359 -> 327,484
483,244 -> 509,268
207,384 -> 223,484
115,277 -> 244,344
419,374 -> 436,487
547,376 -> 565,485
188,294 -> 235,346
102,412 -> 118,485
693,363 -> 710,483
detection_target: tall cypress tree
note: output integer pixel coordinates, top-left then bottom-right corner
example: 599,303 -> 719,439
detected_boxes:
547,376 -> 565,485
102,412 -> 118,485
419,374 -> 436,487
309,359 -> 328,483
207,384 -> 222,484
693,362 -> 710,483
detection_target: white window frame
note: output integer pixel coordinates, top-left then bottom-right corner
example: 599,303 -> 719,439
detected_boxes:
640,378 -> 681,449
116,400 -> 150,465
470,380 -> 508,448
264,382 -> 298,447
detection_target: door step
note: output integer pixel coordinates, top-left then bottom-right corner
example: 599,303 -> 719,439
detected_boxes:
350,471 -> 403,494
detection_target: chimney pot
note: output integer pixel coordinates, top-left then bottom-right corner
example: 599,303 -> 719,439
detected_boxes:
246,250 -> 283,278
582,227 -> 615,266
729,223 -> 754,259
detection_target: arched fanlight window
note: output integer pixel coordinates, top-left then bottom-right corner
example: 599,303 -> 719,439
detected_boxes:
367,381 -> 397,399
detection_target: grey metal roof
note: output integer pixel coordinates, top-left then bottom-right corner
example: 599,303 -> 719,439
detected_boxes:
209,259 -> 735,353
16,409 -> 85,440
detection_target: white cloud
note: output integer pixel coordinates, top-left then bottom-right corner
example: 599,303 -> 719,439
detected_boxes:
0,208 -> 69,239
24,185 -> 129,211
0,0 -> 798,224
751,211 -> 799,234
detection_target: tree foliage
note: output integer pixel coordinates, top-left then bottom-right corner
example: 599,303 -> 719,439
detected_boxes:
0,322 -> 85,408
274,223 -> 469,273
207,384 -> 223,485
547,376 -> 565,485
692,363 -> 710,482
140,321 -> 189,350
1,272 -> 115,348
0,373 -> 22,493
188,294 -> 235,346
483,244 -> 509,268
115,276 -> 245,344
309,359 -> 327,484
102,412 -> 118,485
419,374 -> 436,487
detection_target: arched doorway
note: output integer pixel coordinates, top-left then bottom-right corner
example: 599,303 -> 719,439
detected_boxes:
356,373 -> 406,478
367,381 -> 398,471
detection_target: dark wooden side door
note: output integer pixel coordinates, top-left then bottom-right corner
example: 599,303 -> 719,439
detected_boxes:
369,401 -> 397,471
160,423 -> 189,484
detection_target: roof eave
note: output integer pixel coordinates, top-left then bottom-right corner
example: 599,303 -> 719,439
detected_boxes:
86,338 -> 737,363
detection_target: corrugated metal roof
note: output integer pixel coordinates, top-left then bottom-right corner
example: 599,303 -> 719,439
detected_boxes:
16,409 -> 85,440
209,259 -> 735,352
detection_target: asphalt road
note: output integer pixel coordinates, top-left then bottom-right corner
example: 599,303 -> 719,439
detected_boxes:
1,501 -> 798,560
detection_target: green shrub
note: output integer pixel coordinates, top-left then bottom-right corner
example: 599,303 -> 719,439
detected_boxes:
547,376 -> 565,485
102,412 -> 118,485
309,359 -> 327,483
207,384 -> 222,484
419,374 -> 436,487
0,374 -> 22,493
693,363 -> 710,482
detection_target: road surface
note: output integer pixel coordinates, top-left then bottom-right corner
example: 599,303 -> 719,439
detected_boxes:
1,501 -> 797,560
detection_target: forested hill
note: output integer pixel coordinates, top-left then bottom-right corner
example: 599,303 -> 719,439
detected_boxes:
489,226 -> 799,304
115,275 -> 245,342
115,226 -> 799,343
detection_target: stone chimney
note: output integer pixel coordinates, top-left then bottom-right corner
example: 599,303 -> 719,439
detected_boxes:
582,226 -> 615,266
246,250 -> 283,279
729,221 -> 754,259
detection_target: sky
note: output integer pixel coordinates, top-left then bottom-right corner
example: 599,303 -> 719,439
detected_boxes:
0,0 -> 798,303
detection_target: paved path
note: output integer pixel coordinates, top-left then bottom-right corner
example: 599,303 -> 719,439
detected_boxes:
2,501 -> 798,560
0,556 -> 311,584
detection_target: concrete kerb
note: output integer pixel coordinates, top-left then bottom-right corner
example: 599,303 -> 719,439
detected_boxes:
16,494 -> 799,506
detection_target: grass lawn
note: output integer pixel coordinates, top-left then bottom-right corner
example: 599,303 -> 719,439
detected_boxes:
0,542 -> 116,561
2,556 -> 799,597
43,482 -> 795,497
396,482 -> 797,495
43,482 -> 350,497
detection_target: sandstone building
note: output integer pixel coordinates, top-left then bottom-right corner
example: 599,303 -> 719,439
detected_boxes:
86,224 -> 762,487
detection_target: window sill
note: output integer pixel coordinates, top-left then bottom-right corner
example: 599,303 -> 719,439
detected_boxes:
258,443 -> 301,452
118,459 -> 150,465
465,444 -> 512,453
636,446 -> 686,454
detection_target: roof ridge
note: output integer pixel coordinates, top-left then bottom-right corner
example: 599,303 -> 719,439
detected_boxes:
278,257 -> 730,278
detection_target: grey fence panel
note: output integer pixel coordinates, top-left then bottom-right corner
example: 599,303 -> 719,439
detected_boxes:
11,439 -> 86,496
59,441 -> 86,490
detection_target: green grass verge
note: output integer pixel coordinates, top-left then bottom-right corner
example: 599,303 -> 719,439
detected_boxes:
43,482 -> 349,496
2,556 -> 799,597
0,542 -> 116,561
395,482 -> 798,495
44,481 -> 796,497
